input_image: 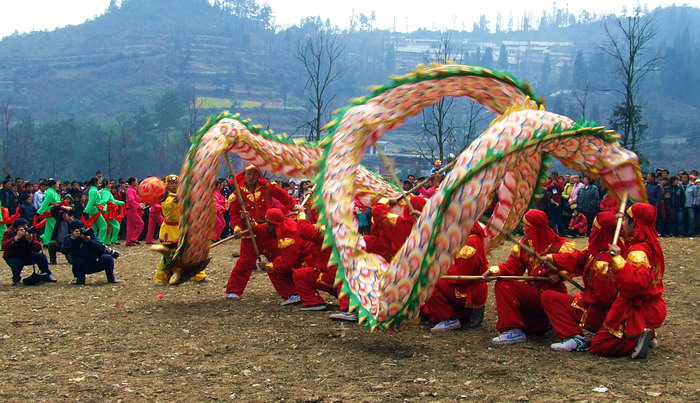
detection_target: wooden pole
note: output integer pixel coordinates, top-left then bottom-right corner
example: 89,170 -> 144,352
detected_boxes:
441,275 -> 549,281
478,215 -> 585,291
285,187 -> 315,217
377,148 -> 416,214
211,231 -> 247,249
611,190 -> 629,249
399,159 -> 457,201
223,155 -> 262,264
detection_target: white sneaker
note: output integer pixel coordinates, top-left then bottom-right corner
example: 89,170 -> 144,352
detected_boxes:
550,335 -> 590,351
631,329 -> 653,359
299,304 -> 327,311
280,294 -> 301,306
225,293 -> 240,300
492,329 -> 526,344
431,318 -> 461,332
329,312 -> 358,322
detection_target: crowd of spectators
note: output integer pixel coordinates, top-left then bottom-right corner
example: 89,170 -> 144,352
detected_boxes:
536,168 -> 700,237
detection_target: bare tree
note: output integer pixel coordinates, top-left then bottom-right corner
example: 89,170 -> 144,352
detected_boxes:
115,114 -> 133,175
462,101 -> 488,149
184,90 -> 202,149
418,33 -> 462,163
599,7 -> 662,151
296,28 -> 345,141
0,98 -> 14,176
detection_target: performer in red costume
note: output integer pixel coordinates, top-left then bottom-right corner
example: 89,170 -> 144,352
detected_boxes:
364,195 -> 426,260
225,164 -> 298,299
540,211 -> 621,352
292,219 -> 338,311
421,223 -> 489,332
256,208 -> 315,305
590,203 -> 666,359
483,209 -> 577,344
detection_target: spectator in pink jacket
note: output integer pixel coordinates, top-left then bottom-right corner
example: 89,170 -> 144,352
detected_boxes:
124,177 -> 144,246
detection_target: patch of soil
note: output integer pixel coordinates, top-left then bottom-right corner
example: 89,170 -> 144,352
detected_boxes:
0,237 -> 698,401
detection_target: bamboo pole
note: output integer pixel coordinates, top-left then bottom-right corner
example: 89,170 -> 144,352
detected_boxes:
478,215 -> 585,291
377,148 -> 416,214
399,159 -> 457,201
611,190 -> 629,250
441,275 -> 549,281
223,155 -> 262,266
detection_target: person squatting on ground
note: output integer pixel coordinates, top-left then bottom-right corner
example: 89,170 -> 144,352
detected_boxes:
2,218 -> 56,285
540,211 -> 621,352
421,223 -> 489,332
225,164 -> 297,299
483,209 -> 577,344
61,220 -> 121,285
589,203 -> 666,359
292,217 -> 348,312
152,175 -> 207,284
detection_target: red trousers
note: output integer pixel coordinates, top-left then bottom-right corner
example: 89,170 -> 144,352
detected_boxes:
212,212 -> 225,241
294,267 -> 337,306
541,291 -> 608,339
589,327 -> 637,356
421,280 -> 486,324
495,280 -> 565,333
267,267 -> 297,299
225,237 -> 297,298
146,209 -> 163,243
225,238 -> 259,294
125,209 -> 144,244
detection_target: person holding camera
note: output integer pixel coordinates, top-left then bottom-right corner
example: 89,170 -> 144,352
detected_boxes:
2,218 -> 55,285
61,220 -> 121,285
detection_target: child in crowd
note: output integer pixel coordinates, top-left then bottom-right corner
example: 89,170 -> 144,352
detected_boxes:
568,207 -> 588,237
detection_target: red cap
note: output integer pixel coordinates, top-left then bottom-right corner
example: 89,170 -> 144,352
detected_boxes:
265,208 -> 285,224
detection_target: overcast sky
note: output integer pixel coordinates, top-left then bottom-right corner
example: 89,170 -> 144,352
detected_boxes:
0,0 -> 695,39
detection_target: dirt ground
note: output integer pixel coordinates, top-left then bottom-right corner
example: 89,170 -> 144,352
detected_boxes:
0,236 -> 698,402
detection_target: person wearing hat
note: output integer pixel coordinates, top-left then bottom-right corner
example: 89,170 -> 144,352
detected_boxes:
61,220 -> 120,285
257,207 -> 312,305
225,164 -> 298,299
482,209 -> 577,344
2,218 -> 55,285
590,203 -> 666,359
153,175 -> 207,284
421,224 -> 489,332
540,211 -> 622,352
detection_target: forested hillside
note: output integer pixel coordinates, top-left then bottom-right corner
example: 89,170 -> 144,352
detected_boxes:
0,0 -> 697,179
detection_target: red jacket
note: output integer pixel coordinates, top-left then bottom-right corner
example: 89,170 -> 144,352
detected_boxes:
568,214 -> 588,234
444,234 -> 489,308
370,201 -> 416,259
2,230 -> 43,259
605,243 -> 666,338
498,237 -> 576,291
552,249 -> 619,312
544,178 -> 565,204
229,180 -> 296,232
